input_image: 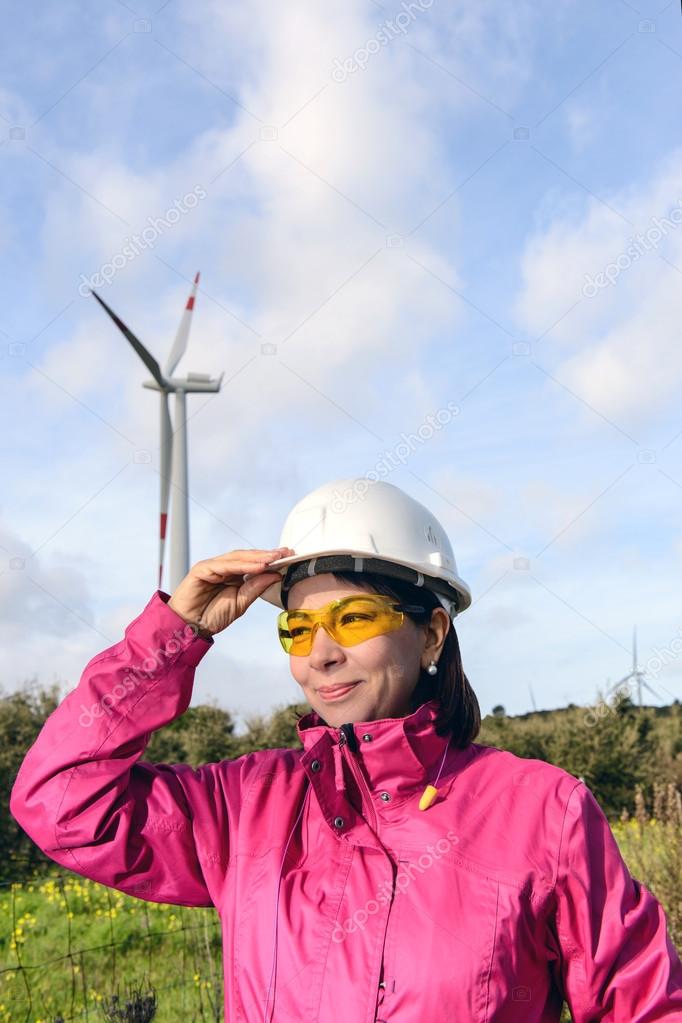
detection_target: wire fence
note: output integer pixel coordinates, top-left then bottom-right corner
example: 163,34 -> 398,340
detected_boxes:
0,864 -> 224,1023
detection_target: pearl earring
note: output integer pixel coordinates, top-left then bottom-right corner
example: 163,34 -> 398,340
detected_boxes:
426,660 -> 438,676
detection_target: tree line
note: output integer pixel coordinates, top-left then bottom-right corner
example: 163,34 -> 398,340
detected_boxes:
1,679 -> 680,884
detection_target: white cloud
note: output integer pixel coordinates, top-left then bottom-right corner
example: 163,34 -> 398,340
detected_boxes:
564,102 -> 596,152
27,0 -> 470,407
0,522 -> 96,642
513,149 -> 682,425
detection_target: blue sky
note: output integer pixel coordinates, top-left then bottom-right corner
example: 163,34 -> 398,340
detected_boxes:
2,0 -> 682,729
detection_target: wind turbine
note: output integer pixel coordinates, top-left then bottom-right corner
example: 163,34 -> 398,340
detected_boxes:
90,273 -> 224,593
607,626 -> 665,708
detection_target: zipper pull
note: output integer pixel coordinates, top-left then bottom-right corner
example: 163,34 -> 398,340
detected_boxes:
333,741 -> 346,791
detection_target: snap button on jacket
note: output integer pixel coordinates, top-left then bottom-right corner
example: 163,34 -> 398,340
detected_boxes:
10,591 -> 682,1022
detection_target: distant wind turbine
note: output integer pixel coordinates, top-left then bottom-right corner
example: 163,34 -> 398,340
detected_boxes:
90,274 -> 224,593
607,626 -> 665,708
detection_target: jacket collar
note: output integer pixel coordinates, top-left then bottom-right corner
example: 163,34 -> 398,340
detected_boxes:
296,696 -> 460,800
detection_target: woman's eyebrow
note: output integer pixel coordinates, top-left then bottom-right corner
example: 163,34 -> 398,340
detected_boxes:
288,597 -> 355,618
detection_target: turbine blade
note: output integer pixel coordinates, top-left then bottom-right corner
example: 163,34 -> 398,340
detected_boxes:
164,271 -> 200,378
607,672 -> 632,692
90,289 -> 165,388
641,680 -> 664,701
158,394 -> 173,589
633,625 -> 637,672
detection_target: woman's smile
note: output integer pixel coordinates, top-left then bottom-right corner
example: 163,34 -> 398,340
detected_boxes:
317,680 -> 363,701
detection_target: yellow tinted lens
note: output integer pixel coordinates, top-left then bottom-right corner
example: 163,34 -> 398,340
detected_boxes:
278,611 -> 308,653
337,597 -> 391,633
286,613 -> 313,652
278,596 -> 402,655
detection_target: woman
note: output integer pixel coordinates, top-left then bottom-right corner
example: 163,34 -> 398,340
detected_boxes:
10,478 -> 682,1022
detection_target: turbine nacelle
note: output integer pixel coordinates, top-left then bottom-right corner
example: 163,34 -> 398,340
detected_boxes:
142,371 -> 224,393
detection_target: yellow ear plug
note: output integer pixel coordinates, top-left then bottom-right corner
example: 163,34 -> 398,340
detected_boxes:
418,738 -> 451,811
419,784 -> 438,811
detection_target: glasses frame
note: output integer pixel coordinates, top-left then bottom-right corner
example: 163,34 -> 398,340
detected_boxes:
277,592 -> 427,656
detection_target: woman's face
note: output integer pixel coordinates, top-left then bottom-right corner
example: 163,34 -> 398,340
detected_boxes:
285,573 -> 449,726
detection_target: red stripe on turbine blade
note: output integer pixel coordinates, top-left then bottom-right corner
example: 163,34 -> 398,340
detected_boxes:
186,296 -> 195,310
160,512 -> 168,539
194,271 -> 200,284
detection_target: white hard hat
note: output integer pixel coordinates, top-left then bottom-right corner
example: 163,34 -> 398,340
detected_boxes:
256,477 -> 472,619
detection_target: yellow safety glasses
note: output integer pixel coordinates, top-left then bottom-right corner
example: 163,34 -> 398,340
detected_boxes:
277,593 -> 426,656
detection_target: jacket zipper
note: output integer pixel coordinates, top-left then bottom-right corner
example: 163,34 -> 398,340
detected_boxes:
338,724 -> 379,834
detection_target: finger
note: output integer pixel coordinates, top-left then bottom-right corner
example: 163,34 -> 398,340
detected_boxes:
202,562 -> 280,580
204,572 -> 280,618
215,548 -> 292,559
205,554 -> 287,571
202,555 -> 278,572
237,572 -> 282,604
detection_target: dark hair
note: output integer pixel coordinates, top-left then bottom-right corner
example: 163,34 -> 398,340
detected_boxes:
282,568 -> 481,748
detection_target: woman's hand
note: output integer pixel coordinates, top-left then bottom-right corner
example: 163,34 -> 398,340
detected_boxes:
168,547 -> 295,639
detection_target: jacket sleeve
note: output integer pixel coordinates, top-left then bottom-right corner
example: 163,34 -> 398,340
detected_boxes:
553,780 -> 682,1022
9,590 -> 225,909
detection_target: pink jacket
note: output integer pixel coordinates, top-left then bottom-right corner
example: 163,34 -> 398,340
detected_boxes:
10,591 -> 682,1022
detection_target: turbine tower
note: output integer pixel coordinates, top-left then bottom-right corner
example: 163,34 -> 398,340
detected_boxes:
608,626 -> 665,708
90,274 -> 224,593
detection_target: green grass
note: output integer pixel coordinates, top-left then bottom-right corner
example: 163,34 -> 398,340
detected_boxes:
0,870 -> 223,1022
